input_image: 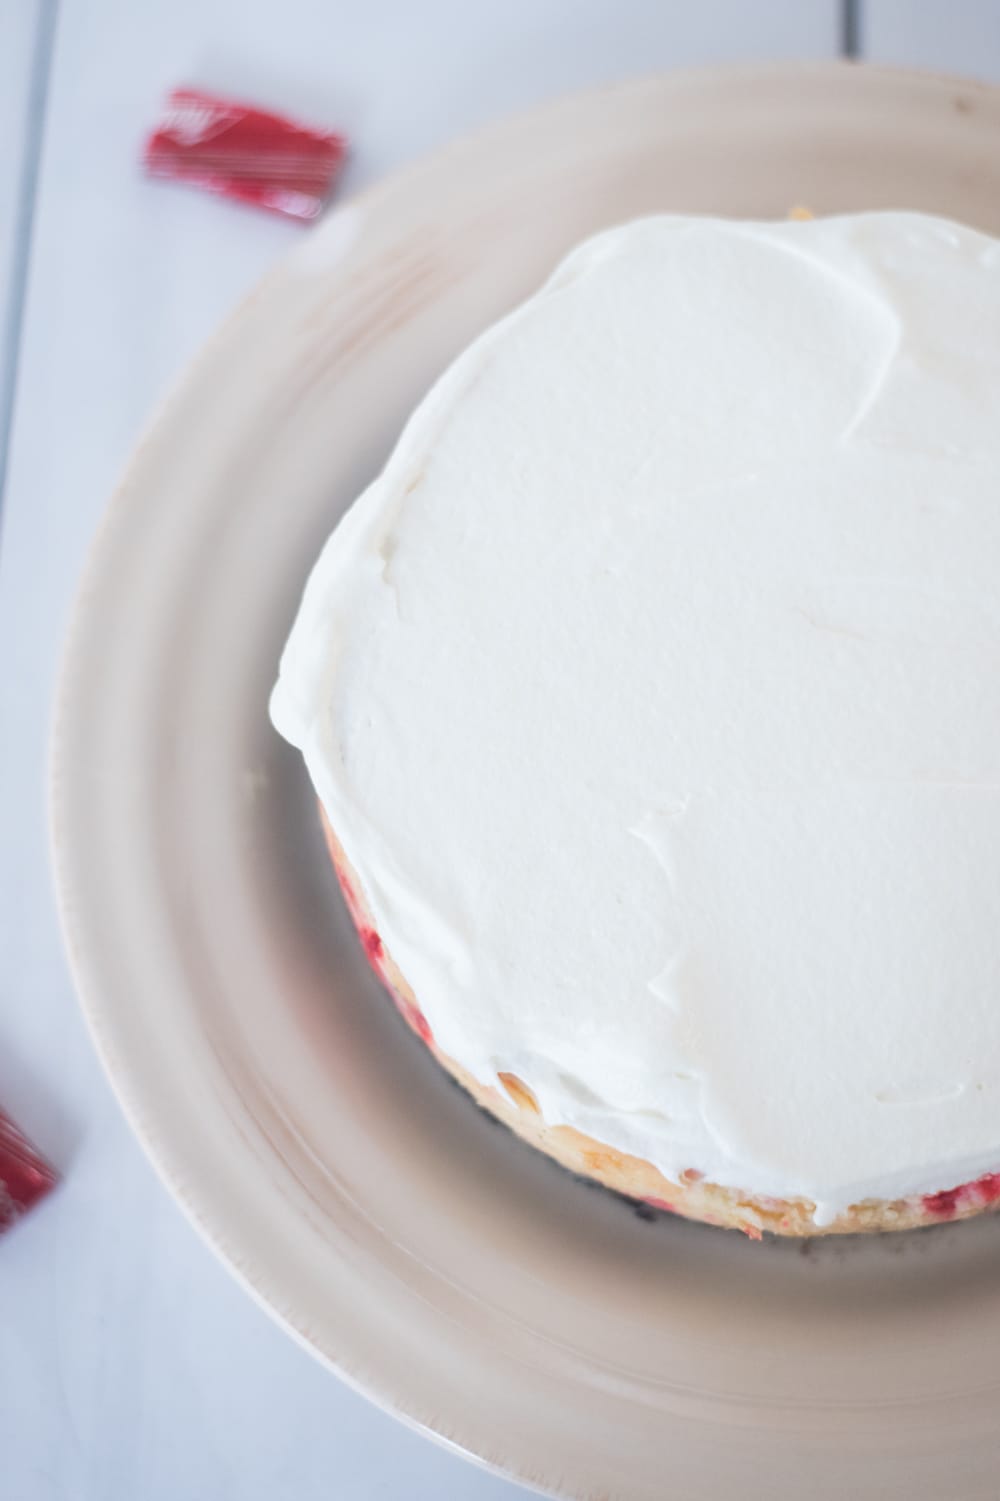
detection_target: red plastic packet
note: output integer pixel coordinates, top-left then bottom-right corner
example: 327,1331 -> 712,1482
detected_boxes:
143,87 -> 348,221
0,1108 -> 57,1233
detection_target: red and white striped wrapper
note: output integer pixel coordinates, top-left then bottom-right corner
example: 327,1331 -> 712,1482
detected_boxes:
143,87 -> 348,221
0,1108 -> 57,1233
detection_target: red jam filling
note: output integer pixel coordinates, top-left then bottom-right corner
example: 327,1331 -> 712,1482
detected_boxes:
922,1170 -> 1000,1220
360,927 -> 384,965
334,855 -> 1000,1233
333,859 -> 434,1044
395,997 -> 434,1046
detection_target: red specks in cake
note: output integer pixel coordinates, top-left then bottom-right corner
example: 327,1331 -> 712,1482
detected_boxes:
922,1170 -> 1000,1220
923,1186 -> 961,1219
976,1172 -> 1000,1204
333,861 -> 365,923
394,995 -> 433,1045
327,842 -> 434,1046
360,927 -> 384,964
332,857 -> 387,977
742,1223 -> 763,1241
355,922 -> 389,985
644,1196 -> 677,1214
355,923 -> 435,1043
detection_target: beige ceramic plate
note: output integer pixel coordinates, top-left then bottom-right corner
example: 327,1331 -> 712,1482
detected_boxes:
52,64 -> 1000,1499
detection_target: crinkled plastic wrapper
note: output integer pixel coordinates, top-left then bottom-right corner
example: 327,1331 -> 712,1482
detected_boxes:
144,87 -> 348,221
0,1108 -> 57,1233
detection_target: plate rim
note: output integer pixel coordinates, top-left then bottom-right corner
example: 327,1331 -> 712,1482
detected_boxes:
49,61 -> 1000,1500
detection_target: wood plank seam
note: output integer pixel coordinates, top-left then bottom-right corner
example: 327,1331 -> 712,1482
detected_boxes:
0,0 -> 60,545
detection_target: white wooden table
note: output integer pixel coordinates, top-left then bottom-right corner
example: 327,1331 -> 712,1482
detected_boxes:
2,4 -> 999,1497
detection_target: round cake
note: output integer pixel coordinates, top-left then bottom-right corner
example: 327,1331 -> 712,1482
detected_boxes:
272,211 -> 1000,1237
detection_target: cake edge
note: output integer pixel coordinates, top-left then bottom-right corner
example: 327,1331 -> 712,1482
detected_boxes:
319,803 -> 1000,1239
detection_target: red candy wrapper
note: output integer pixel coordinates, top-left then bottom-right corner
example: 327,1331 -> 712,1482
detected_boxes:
143,87 -> 347,221
0,1108 -> 58,1233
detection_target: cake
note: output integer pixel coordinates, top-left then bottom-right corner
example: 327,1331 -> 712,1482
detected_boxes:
271,212 -> 1000,1237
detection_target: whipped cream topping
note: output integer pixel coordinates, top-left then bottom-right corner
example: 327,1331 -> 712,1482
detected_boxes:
271,213 -> 1000,1221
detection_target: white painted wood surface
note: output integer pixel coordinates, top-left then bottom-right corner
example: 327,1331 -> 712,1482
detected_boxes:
864,0 -> 1000,82
13,3 -> 1000,1498
0,2 -> 43,467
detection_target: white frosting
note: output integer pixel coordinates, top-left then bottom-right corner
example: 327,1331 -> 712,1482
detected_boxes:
272,213 -> 1000,1221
